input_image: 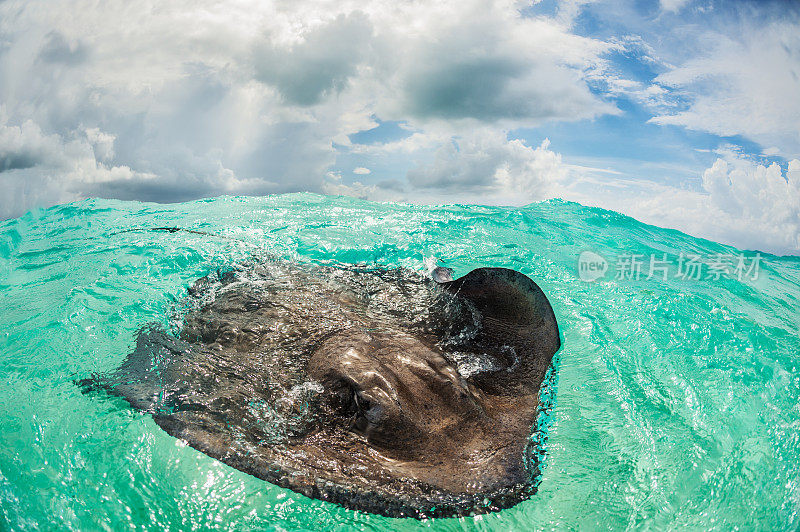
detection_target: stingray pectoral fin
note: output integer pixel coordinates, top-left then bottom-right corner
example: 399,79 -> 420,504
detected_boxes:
438,267 -> 561,394
78,326 -> 191,414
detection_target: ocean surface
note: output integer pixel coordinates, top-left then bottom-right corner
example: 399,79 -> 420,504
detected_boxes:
1,193 -> 799,531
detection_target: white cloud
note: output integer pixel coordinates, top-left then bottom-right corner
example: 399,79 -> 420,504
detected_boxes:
652,22 -> 800,157
684,153 -> 799,254
0,116 -> 158,218
2,0 -> 795,255
660,0 -> 690,13
0,118 -> 63,172
380,7 -> 614,124
84,128 -> 116,163
353,167 -> 371,175
0,0 -> 614,217
406,131 -> 569,202
387,132 -> 800,254
572,150 -> 800,255
253,12 -> 373,106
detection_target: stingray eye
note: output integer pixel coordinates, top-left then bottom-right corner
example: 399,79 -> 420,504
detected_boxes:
325,378 -> 383,436
350,390 -> 371,434
329,381 -> 365,420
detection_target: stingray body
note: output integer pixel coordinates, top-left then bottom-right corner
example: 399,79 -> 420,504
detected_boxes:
84,260 -> 561,518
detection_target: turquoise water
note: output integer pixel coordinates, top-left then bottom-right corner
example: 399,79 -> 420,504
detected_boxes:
1,193 -> 799,530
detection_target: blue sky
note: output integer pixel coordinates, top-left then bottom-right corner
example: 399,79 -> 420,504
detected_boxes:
334,0 -> 795,186
0,0 -> 798,253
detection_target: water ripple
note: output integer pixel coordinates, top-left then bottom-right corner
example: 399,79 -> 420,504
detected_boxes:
0,194 -> 798,530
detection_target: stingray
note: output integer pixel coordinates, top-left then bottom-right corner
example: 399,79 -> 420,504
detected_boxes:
81,260 -> 561,518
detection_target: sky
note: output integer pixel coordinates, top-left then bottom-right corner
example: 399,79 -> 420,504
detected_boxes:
0,0 -> 799,254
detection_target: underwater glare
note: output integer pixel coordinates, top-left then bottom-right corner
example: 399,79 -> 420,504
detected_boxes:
1,193 -> 799,530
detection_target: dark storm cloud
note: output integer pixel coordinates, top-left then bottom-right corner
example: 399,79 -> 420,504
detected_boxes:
403,58 -> 529,120
0,150 -> 39,172
375,179 -> 406,191
38,32 -> 87,65
254,12 -> 372,106
84,179 -> 221,204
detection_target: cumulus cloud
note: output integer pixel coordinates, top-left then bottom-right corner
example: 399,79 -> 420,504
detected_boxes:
390,9 -> 613,123
655,153 -> 800,254
0,0 -> 615,218
572,149 -> 800,255
337,127 -> 580,205
0,115 -> 157,218
393,132 -> 800,254
652,21 -> 800,157
0,119 -> 60,172
1,0 -> 795,255
406,131 -> 568,201
253,12 -> 373,106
